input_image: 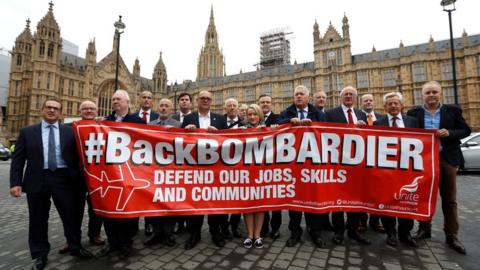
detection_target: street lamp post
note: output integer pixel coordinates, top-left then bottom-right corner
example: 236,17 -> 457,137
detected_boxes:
441,0 -> 459,105
114,15 -> 125,91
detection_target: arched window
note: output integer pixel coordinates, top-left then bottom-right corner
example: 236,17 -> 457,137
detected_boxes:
16,54 -> 22,66
39,41 -> 45,56
47,43 -> 54,58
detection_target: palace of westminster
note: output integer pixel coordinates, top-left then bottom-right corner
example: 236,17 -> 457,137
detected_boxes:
4,3 -> 480,142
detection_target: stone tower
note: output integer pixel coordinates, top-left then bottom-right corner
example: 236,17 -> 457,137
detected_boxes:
196,6 -> 224,80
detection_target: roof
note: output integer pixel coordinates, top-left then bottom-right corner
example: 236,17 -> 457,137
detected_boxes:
60,52 -> 85,70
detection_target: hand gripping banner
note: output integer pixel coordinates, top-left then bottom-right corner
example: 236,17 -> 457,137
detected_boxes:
73,120 -> 439,220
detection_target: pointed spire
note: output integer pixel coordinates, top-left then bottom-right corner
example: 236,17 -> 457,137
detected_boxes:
210,4 -> 215,25
155,51 -> 166,71
16,18 -> 33,42
399,40 -> 405,56
399,40 -> 404,47
372,45 -> 376,52
49,1 -> 54,12
462,29 -> 469,47
342,13 -> 348,24
26,18 -> 31,30
314,19 -> 319,30
428,35 -> 435,52
429,35 -> 434,43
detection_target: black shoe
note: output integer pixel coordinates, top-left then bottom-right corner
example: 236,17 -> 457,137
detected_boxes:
332,233 -> 344,245
143,234 -> 161,246
270,230 -> 280,240
386,234 -> 398,247
399,233 -> 418,247
175,224 -> 186,235
348,230 -> 371,245
414,229 -> 431,239
370,223 -> 385,233
118,246 -> 132,259
212,234 -> 226,247
446,237 -> 467,255
96,245 -> 117,257
31,255 -> 47,270
58,244 -> 69,254
145,224 -> 153,236
312,235 -> 326,248
70,247 -> 94,259
286,232 -> 301,247
164,235 -> 176,247
222,228 -> 233,240
89,236 -> 106,246
185,233 -> 200,250
232,228 -> 243,238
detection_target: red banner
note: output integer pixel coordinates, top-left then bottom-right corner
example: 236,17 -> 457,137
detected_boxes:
73,120 -> 439,220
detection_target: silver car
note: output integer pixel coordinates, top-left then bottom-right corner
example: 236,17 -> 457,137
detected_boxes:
460,132 -> 480,171
0,143 -> 11,161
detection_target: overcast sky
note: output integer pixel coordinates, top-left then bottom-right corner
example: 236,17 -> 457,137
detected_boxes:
1,0 -> 479,84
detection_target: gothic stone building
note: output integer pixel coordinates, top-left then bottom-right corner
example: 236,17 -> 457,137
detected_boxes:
6,3 -> 167,141
174,13 -> 480,131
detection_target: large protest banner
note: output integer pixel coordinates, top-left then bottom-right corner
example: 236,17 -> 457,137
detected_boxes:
73,120 -> 439,220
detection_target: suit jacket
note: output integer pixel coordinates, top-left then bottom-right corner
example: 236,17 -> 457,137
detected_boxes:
407,104 -> 471,166
326,106 -> 367,124
134,110 -> 159,123
149,117 -> 181,128
181,111 -> 228,130
105,111 -> 146,124
277,103 -> 325,124
224,114 -> 245,129
373,114 -> 419,129
264,112 -> 280,127
10,123 -> 81,193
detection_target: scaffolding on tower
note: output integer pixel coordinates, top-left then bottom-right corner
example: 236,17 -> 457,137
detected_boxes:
257,28 -> 293,70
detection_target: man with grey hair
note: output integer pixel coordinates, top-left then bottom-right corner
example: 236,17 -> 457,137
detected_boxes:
407,81 -> 470,254
224,98 -> 243,128
144,98 -> 180,247
313,90 -> 327,112
326,85 -> 370,245
98,89 -> 145,258
374,92 -> 419,247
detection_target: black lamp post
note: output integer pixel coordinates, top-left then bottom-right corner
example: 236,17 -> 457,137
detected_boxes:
114,15 -> 125,91
441,0 -> 459,105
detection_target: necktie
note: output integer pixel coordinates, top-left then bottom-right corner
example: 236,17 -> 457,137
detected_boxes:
48,124 -> 57,171
347,108 -> 354,124
367,114 -> 373,126
299,110 -> 305,120
142,111 -> 148,122
392,116 -> 398,128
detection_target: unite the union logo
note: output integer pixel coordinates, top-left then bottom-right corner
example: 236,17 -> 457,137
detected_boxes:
394,175 -> 423,204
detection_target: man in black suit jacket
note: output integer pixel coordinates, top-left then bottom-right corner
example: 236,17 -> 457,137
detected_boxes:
97,90 -> 146,259
172,92 -> 193,124
277,85 -> 327,248
135,90 -> 159,124
374,92 -> 419,248
258,94 -> 282,239
407,81 -> 470,254
10,98 -> 92,270
325,86 -> 371,246
182,90 -> 228,250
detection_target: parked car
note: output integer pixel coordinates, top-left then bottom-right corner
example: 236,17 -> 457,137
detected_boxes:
0,143 -> 11,161
460,132 -> 480,171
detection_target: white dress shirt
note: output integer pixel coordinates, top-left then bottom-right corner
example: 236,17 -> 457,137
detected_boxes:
387,113 -> 405,128
139,109 -> 152,123
199,112 -> 211,129
341,104 -> 358,124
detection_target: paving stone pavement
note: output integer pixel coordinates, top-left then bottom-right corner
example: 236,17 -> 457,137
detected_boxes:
1,160 -> 479,270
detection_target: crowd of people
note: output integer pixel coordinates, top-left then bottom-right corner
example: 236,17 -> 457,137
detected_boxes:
9,80 -> 471,270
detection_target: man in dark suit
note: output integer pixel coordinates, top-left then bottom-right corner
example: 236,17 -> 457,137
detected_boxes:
360,93 -> 385,233
135,90 -> 159,124
172,92 -> 192,124
182,90 -> 228,249
277,85 -> 327,248
144,98 -> 181,247
407,81 -> 470,254
374,92 -> 419,247
325,86 -> 371,246
258,94 -> 282,239
97,90 -> 146,259
10,98 -> 92,270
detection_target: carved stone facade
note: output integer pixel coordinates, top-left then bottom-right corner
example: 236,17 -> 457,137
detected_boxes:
6,3 -> 167,141
173,14 -> 480,130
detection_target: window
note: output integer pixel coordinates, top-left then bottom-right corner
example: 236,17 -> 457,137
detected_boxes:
442,61 -> 453,80
357,70 -> 369,88
37,72 -> 42,88
333,75 -> 344,91
67,101 -> 73,115
68,80 -> 74,96
214,91 -> 223,105
323,77 -> 330,92
35,95 -> 40,110
281,81 -> 293,97
261,83 -> 272,96
245,87 -> 255,104
47,43 -> 54,58
477,56 -> 480,76
412,63 -> 426,82
59,78 -> 64,93
226,88 -> 237,99
443,87 -> 455,104
46,73 -> 51,90
78,82 -> 84,97
383,68 -> 396,87
39,41 -> 45,56
302,78 -> 311,90
15,81 -> 20,96
414,89 -> 423,106
16,54 -> 22,66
